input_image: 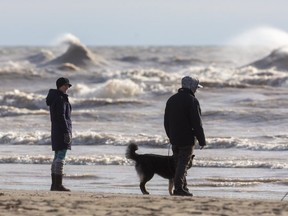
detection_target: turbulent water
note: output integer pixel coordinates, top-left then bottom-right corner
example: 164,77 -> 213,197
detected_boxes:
0,36 -> 288,200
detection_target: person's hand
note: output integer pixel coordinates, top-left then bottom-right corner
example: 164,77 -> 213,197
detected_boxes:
64,133 -> 72,144
199,143 -> 206,150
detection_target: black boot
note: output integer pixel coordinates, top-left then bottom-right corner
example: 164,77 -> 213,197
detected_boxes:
173,187 -> 193,196
51,174 -> 70,192
50,174 -> 56,191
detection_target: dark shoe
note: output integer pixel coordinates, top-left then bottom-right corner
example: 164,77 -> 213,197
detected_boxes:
173,188 -> 193,196
183,186 -> 190,192
53,184 -> 70,192
51,174 -> 70,192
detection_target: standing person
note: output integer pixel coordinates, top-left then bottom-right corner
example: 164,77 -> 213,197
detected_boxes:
164,76 -> 206,196
46,77 -> 72,191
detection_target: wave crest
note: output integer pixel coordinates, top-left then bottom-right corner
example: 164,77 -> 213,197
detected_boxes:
245,46 -> 288,71
44,34 -> 107,67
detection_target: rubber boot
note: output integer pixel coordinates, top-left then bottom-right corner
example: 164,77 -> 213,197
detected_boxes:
51,174 -> 70,192
50,174 -> 56,191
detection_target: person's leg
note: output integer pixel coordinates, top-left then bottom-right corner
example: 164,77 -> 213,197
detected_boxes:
51,149 -> 70,191
54,149 -> 67,175
172,146 -> 180,187
183,154 -> 195,191
50,151 -> 58,190
173,145 -> 193,196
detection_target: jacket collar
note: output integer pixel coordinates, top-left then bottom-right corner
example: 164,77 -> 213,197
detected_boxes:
178,87 -> 195,96
57,89 -> 68,97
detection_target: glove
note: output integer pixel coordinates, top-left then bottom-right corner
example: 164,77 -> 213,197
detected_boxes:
64,133 -> 72,144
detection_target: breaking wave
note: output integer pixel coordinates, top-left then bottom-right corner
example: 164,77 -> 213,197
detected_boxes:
227,26 -> 288,48
1,153 -> 288,169
26,50 -> 54,64
197,177 -> 288,187
0,89 -> 143,116
195,157 -> 288,169
0,61 -> 38,76
0,154 -> 130,166
94,79 -> 143,99
0,131 -> 287,152
43,34 -> 107,67
73,79 -> 143,99
0,90 -> 45,110
245,46 -> 288,71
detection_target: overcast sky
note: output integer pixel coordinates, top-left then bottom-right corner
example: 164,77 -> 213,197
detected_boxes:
1,0 -> 288,46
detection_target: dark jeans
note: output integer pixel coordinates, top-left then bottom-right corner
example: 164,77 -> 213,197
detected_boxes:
172,145 -> 194,191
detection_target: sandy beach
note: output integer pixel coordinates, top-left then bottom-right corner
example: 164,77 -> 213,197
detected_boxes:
0,190 -> 287,216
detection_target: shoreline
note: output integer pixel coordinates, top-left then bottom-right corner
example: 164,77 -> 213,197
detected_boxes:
0,189 -> 287,215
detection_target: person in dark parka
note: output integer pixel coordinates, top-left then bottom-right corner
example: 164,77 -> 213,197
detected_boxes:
164,76 -> 206,196
46,77 -> 72,191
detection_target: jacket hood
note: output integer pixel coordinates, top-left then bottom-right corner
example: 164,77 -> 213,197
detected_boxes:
46,89 -> 60,106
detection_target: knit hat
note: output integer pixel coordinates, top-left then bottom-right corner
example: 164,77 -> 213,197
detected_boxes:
181,76 -> 203,91
56,77 -> 72,89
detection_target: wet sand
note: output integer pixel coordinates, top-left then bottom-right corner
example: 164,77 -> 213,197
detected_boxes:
0,190 -> 287,215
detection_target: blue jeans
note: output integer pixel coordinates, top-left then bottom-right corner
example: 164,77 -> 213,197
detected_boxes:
53,149 -> 67,161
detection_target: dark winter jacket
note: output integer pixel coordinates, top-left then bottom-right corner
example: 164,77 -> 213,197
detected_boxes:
46,89 -> 72,151
164,88 -> 206,147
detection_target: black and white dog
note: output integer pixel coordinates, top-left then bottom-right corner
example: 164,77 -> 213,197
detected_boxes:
126,143 -> 194,195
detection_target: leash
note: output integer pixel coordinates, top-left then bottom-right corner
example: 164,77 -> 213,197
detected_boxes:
167,143 -> 175,174
281,192 -> 288,201
168,143 -> 171,157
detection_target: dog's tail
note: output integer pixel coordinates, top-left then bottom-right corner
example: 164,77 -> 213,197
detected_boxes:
126,143 -> 138,161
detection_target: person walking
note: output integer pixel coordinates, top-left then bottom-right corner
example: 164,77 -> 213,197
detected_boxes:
164,76 -> 206,196
46,77 -> 72,191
